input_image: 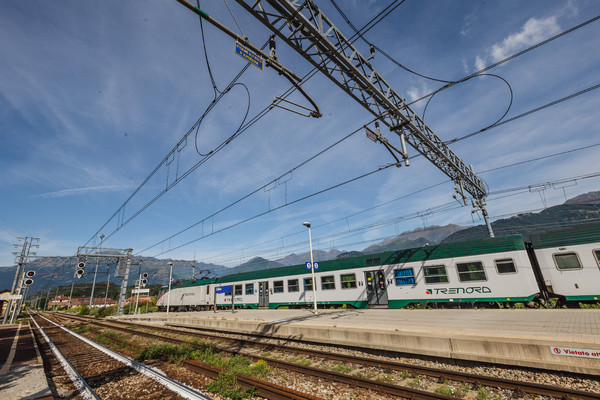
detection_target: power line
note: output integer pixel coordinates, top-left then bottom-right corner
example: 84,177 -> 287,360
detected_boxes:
408,14 -> 600,105
450,83 -> 600,143
478,142 -> 600,173
86,1 -> 405,249
149,164 -> 394,258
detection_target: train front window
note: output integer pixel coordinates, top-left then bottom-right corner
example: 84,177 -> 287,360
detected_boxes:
304,278 -> 313,291
341,274 -> 356,289
457,261 -> 487,282
245,283 -> 254,295
321,276 -> 335,290
273,281 -> 284,293
495,258 -> 516,274
288,279 -> 299,292
423,265 -> 448,284
553,252 -> 582,270
394,268 -> 415,285
594,250 -> 600,267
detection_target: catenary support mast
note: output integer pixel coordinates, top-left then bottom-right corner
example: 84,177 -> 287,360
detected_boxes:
228,0 -> 494,236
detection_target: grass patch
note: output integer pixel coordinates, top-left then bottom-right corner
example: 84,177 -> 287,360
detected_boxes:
476,387 -> 491,400
71,323 -> 90,334
330,362 -> 351,374
435,386 -> 455,396
136,342 -> 270,379
206,372 -> 255,400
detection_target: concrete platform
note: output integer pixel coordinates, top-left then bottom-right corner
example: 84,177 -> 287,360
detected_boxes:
116,308 -> 600,375
0,323 -> 53,400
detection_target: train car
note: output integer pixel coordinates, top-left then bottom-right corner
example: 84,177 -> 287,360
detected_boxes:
529,222 -> 600,307
156,278 -> 216,311
158,234 -> 542,310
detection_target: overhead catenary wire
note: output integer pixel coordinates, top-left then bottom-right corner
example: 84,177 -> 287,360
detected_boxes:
87,2 -> 598,264
85,1 -> 405,249
197,146 -> 600,266
138,84 -> 600,259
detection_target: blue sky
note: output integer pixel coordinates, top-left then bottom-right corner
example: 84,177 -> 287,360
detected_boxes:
1,0 -> 599,271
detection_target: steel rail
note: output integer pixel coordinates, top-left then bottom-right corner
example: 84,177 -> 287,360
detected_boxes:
44,314 -> 472,399
57,313 -> 600,400
33,313 -> 214,400
51,314 -> 326,400
29,313 -> 100,400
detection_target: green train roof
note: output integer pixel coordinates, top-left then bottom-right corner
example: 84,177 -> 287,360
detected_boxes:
211,234 -> 525,285
529,222 -> 600,249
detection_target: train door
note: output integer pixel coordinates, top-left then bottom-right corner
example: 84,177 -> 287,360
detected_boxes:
364,270 -> 388,307
258,281 -> 269,308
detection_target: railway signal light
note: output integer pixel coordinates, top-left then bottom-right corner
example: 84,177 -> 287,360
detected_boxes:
75,262 -> 85,279
26,270 -> 36,278
24,278 -> 34,286
141,272 -> 148,287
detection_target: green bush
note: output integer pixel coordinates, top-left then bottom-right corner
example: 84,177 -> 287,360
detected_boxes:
78,305 -> 90,316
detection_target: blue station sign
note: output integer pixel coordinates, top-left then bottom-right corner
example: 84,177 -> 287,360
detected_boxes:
235,41 -> 264,70
215,285 -> 233,294
305,262 -> 319,270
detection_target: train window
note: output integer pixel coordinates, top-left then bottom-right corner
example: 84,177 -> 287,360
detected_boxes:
288,279 -> 299,292
321,276 -> 335,290
553,252 -> 582,270
341,274 -> 357,289
423,265 -> 449,284
394,268 -> 415,286
245,283 -> 254,295
495,258 -> 517,274
304,278 -> 313,291
273,281 -> 284,293
594,250 -> 600,266
456,261 -> 487,282
234,285 -> 242,296
366,257 -> 381,266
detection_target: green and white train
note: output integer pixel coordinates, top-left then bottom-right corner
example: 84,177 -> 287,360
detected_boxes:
157,222 -> 600,310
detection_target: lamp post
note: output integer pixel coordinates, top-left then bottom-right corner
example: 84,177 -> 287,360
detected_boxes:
167,261 -> 173,315
89,234 -> 105,307
303,222 -> 318,314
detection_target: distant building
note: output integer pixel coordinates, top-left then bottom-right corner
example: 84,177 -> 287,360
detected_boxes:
48,296 -> 117,308
124,295 -> 155,306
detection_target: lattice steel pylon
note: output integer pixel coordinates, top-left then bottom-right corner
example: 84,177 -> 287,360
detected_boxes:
179,0 -> 494,237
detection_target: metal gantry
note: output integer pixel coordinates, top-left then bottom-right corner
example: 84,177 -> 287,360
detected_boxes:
76,246 -> 133,315
228,0 -> 494,236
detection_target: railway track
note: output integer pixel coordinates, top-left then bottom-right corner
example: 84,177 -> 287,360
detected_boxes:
38,312 -> 330,400
30,312 -> 214,400
50,312 -> 600,400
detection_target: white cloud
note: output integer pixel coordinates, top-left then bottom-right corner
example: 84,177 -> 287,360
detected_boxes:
406,83 -> 433,103
474,56 -> 486,71
33,185 -> 130,199
490,16 -> 561,62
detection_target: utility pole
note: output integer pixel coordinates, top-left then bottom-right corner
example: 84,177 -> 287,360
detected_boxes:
89,234 -> 105,307
104,260 -> 111,307
67,281 -> 75,309
3,237 -> 39,324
